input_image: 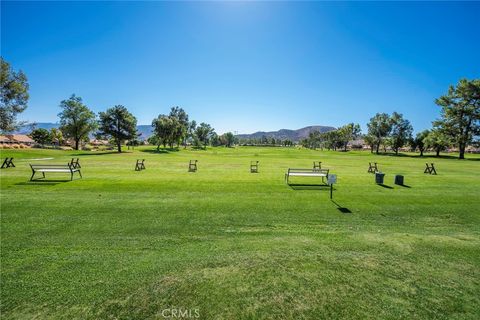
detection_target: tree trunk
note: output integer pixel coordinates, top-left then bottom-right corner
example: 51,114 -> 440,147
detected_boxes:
117,141 -> 122,153
420,150 -> 423,157
459,143 -> 465,159
75,139 -> 79,150
436,149 -> 440,157
375,144 -> 380,154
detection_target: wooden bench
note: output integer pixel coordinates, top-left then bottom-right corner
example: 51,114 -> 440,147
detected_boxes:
30,163 -> 82,181
368,162 -> 379,173
70,158 -> 81,169
1,157 -> 15,169
135,159 -> 146,171
424,163 -> 437,175
250,161 -> 259,173
285,168 -> 329,184
188,160 -> 198,172
313,161 -> 322,171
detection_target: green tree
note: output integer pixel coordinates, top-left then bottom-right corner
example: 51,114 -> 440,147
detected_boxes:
195,122 -> 214,149
147,135 -> 159,146
424,129 -> 451,157
220,132 -> 235,147
98,105 -> 138,153
413,130 -> 430,156
363,135 -> 375,153
50,127 -> 64,146
152,114 -> 176,149
30,128 -> 51,146
0,57 -> 29,132
168,107 -> 189,147
338,123 -> 362,151
58,95 -> 97,150
186,120 -> 197,147
210,132 -> 220,146
367,113 -> 392,154
389,112 -> 413,155
434,78 -> 480,159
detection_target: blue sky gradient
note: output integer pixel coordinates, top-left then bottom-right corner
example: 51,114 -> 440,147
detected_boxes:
1,1 -> 479,134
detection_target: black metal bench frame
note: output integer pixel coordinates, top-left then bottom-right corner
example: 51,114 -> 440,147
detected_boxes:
313,161 -> 322,172
189,160 -> 198,172
250,161 -> 259,173
70,158 -> 81,169
424,163 -> 437,175
368,162 -> 379,173
30,163 -> 82,181
135,159 -> 146,171
285,168 -> 329,185
1,157 -> 15,169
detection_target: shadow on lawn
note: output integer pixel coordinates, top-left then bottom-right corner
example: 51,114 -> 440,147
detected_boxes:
331,200 -> 352,214
370,152 -> 480,161
378,184 -> 394,189
140,148 -> 179,154
70,151 -> 123,156
15,179 -> 71,186
288,183 -> 328,190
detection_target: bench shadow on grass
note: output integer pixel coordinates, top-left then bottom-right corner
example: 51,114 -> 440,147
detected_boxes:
288,183 -> 328,190
15,179 -> 71,186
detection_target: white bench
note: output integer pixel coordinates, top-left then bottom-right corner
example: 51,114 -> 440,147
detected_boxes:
285,168 -> 329,184
30,164 -> 82,181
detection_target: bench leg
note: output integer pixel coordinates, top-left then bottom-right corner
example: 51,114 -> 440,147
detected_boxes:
42,172 -> 45,179
78,170 -> 82,178
30,171 -> 36,181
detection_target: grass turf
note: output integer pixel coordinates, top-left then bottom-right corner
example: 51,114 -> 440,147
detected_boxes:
1,146 -> 479,319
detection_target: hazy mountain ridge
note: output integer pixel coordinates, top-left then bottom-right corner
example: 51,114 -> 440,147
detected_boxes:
13,124 -> 335,142
236,125 -> 336,141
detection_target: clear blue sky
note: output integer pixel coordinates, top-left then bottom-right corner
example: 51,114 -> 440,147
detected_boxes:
1,1 -> 479,134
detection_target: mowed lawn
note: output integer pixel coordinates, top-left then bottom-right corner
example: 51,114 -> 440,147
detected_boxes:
1,146 -> 479,319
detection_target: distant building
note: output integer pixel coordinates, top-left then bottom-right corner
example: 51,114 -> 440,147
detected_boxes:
347,139 -> 369,150
0,134 -> 35,146
89,139 -> 110,146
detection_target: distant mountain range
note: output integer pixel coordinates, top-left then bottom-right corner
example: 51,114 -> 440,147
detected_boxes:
235,125 -> 336,142
13,123 -> 335,142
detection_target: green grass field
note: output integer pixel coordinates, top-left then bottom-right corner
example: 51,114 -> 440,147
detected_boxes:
1,146 -> 479,319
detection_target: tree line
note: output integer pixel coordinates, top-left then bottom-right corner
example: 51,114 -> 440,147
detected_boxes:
29,94 -> 230,152
1,57 -> 479,158
299,79 -> 479,159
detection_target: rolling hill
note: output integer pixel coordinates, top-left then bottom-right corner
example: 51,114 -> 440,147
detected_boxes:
13,124 -> 335,142
235,125 -> 336,142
